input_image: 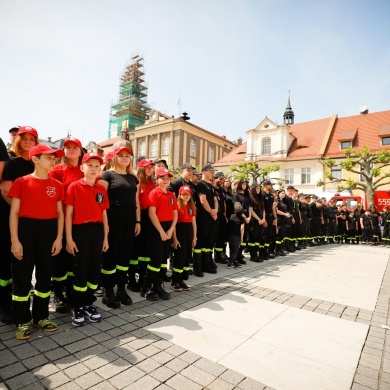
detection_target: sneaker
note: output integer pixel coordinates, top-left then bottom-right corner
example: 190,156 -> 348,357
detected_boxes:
238,258 -> 247,265
72,308 -> 86,326
33,318 -> 58,332
15,323 -> 31,340
233,261 -> 241,269
170,282 -> 182,292
179,281 -> 190,291
83,305 -> 101,323
227,262 -> 233,268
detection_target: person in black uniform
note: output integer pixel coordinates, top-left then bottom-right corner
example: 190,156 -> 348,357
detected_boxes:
249,183 -> 265,262
284,185 -> 296,252
261,180 -> 276,260
346,210 -> 358,244
194,164 -> 218,275
221,177 -> 234,258
275,190 -> 290,256
321,197 -> 329,244
168,162 -> 196,197
354,204 -> 365,244
370,205 -> 381,245
227,202 -> 246,269
381,206 -> 390,246
232,179 -> 251,264
327,200 -> 337,243
360,209 -> 373,244
213,172 -> 228,264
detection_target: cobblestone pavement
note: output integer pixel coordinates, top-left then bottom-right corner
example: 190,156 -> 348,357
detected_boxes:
0,244 -> 389,390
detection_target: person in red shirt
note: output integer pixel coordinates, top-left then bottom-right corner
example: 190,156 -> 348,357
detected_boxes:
172,186 -> 197,291
128,158 -> 156,292
141,168 -> 177,301
65,152 -> 109,327
49,137 -> 84,314
8,144 -> 64,340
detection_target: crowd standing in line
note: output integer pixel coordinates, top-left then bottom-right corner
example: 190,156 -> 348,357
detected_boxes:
0,126 -> 389,340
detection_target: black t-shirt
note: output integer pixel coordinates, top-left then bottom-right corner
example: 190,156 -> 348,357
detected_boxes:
361,214 -> 372,228
347,216 -> 357,230
214,186 -> 226,216
195,180 -> 215,218
262,190 -> 274,215
168,177 -> 195,198
2,157 -> 34,182
100,171 -> 139,208
0,138 -> 9,162
228,213 -> 245,237
223,189 -> 234,219
233,192 -> 250,216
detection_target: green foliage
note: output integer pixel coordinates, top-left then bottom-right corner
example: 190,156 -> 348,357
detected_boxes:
230,161 -> 281,185
318,146 -> 390,204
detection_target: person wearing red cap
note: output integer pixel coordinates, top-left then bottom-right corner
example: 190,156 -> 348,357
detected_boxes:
127,158 -> 156,292
141,167 -> 177,301
65,152 -> 109,326
171,186 -> 197,291
49,137 -> 84,314
8,144 -> 64,340
0,126 -> 38,324
99,147 -> 141,308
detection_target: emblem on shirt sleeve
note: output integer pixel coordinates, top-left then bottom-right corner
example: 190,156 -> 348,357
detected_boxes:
96,193 -> 104,204
188,208 -> 193,215
170,197 -> 174,206
46,186 -> 56,197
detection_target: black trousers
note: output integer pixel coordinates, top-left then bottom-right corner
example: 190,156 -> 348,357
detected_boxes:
0,202 -> 12,308
12,218 -> 57,324
195,215 -> 217,252
173,222 -> 193,281
70,223 -> 104,308
148,221 -> 173,281
102,207 -> 136,289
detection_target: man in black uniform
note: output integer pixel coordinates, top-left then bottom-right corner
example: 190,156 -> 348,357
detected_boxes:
194,164 -> 218,275
285,185 -> 296,252
213,172 -> 228,264
168,162 -> 196,197
327,200 -> 337,243
261,180 -> 276,259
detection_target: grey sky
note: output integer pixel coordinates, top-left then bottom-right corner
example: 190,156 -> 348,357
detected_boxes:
1,0 -> 389,146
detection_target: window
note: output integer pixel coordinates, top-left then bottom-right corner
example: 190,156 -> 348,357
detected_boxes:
162,137 -> 169,155
139,141 -> 146,156
208,146 -> 214,163
189,139 -> 196,157
331,165 -> 342,180
285,168 -> 294,184
150,139 -> 157,157
341,141 -> 352,149
382,137 -> 390,146
301,167 -> 311,184
262,137 -> 271,154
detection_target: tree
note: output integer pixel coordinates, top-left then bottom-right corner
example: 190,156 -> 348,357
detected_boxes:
230,161 -> 283,186
317,146 -> 390,205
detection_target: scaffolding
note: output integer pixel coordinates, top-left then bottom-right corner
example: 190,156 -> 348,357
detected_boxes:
108,51 -> 151,138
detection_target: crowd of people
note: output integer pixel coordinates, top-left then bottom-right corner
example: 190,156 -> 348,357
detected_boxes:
0,125 -> 389,341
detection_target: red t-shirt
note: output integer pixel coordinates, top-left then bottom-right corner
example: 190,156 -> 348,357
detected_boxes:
177,204 -> 196,223
8,175 -> 64,219
65,179 -> 109,225
148,187 -> 177,221
49,164 -> 83,193
139,180 -> 156,210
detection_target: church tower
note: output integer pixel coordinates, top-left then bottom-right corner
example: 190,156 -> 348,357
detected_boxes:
283,93 -> 295,125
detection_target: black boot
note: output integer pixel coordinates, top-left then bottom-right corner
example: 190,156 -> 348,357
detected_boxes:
249,246 -> 261,262
237,247 -> 246,264
193,252 -> 204,277
214,250 -> 228,265
116,285 -> 132,305
153,279 -> 171,300
140,274 -> 159,301
102,287 -> 121,308
202,252 -> 217,274
53,291 -> 71,314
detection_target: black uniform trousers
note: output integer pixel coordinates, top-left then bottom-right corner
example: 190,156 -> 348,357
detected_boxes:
0,202 -> 12,309
70,223 -> 104,309
147,221 -> 173,281
101,207 -> 136,289
195,215 -> 218,253
173,222 -> 193,282
12,217 -> 57,324
214,214 -> 227,252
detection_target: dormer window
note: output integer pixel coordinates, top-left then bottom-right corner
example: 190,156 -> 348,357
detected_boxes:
379,124 -> 390,146
340,141 -> 352,149
382,137 -> 390,146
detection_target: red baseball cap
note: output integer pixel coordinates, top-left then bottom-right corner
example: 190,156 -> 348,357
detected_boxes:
113,147 -> 131,156
18,126 -> 38,139
155,167 -> 173,178
104,150 -> 115,163
137,158 -> 155,168
179,186 -> 193,195
82,152 -> 103,165
29,144 -> 65,160
63,137 -> 82,149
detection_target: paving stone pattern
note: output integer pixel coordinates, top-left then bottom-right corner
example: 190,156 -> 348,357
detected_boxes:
0,245 -> 389,389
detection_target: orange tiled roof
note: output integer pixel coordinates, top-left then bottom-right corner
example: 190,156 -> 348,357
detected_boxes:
325,110 -> 390,158
215,142 -> 247,164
